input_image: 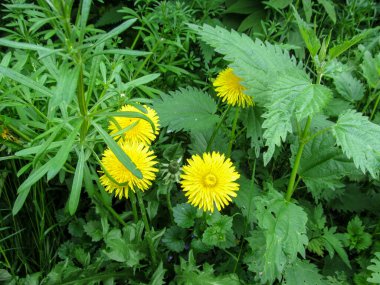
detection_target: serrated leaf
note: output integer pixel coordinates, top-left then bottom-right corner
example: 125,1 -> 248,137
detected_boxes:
247,189 -> 308,283
150,262 -> 166,285
298,132 -> 358,200
234,176 -> 258,223
322,227 -> 351,268
368,252 -> 380,284
361,51 -> 380,89
173,203 -> 198,228
83,220 -> 103,242
332,110 -> 380,178
162,226 -> 186,253
293,7 -> 321,57
153,87 -> 219,132
202,212 -> 235,249
333,72 -> 365,102
242,107 -> 264,158
284,259 -> 328,285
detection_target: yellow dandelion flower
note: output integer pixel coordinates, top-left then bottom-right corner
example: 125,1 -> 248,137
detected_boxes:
180,152 -> 240,212
213,67 -> 253,108
109,104 -> 160,145
99,141 -> 158,199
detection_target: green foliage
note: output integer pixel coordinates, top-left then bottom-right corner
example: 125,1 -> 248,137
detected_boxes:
202,212 -> 235,249
332,110 -> 380,178
162,226 -> 186,253
368,253 -> 380,284
340,216 -> 372,251
283,259 -> 327,285
173,203 -> 199,229
153,87 -> 219,132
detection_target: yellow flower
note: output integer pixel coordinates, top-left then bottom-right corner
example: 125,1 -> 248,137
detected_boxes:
180,152 -> 240,212
99,141 -> 158,199
213,67 -> 253,108
109,104 -> 160,145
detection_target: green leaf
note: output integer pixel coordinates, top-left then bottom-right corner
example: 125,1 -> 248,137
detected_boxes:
202,212 -> 235,249
368,252 -> 380,284
247,189 -> 308,283
121,73 -> 160,91
175,251 -> 240,285
162,226 -> 186,253
344,216 -> 372,251
284,259 -> 328,285
298,132 -> 358,200
234,176 -> 258,223
79,0 -> 92,42
69,147 -> 85,215
13,159 -> 55,215
328,29 -> 374,60
322,227 -> 350,268
332,110 -> 380,178
91,18 -> 137,47
0,38 -> 58,53
361,51 -> 380,89
318,0 -> 336,23
173,203 -> 198,228
264,0 -> 292,9
153,87 -> 219,132
293,7 -> 321,57
93,123 -> 142,179
242,107 -> 263,158
0,65 -> 53,98
333,72 -> 365,102
150,262 -> 166,285
83,220 -> 103,242
47,130 -> 77,180
302,0 -> 313,22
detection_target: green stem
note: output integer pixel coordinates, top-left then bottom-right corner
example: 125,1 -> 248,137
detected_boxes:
94,192 -> 127,227
227,107 -> 240,157
206,105 -> 232,152
132,40 -> 161,80
166,182 -> 174,223
136,189 -> 157,267
370,92 -> 380,120
129,191 -> 139,223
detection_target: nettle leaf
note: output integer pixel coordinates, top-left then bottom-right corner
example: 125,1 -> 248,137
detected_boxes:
333,72 -> 365,102
234,176 -> 259,223
246,189 -> 308,283
284,259 -> 327,285
162,226 -> 186,253
153,87 -> 219,132
202,212 -> 235,249
190,24 -> 332,164
298,132 -> 358,200
368,252 -> 380,284
175,251 -> 240,285
173,203 -> 199,228
322,227 -> 350,268
332,110 -> 380,178
242,107 -> 264,158
361,51 -> 380,89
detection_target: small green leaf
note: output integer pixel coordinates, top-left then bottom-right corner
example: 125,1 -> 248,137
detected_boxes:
368,252 -> 380,284
361,51 -> 380,89
162,226 -> 186,252
173,203 -> 198,228
150,262 -> 166,285
121,73 -> 160,91
284,259 -> 328,285
202,212 -> 235,249
264,0 -> 292,10
318,0 -> 336,23
333,72 -> 365,102
84,220 -> 103,242
93,123 -> 142,179
69,147 -> 86,215
0,38 -> 58,53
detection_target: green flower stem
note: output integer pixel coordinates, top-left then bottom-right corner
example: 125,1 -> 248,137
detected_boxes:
94,191 -> 127,227
166,182 -> 174,223
136,189 -> 157,267
227,107 -> 240,157
370,92 -> 380,120
129,191 -> 139,223
206,105 -> 232,152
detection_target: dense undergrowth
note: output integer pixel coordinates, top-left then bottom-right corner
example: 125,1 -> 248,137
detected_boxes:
0,0 -> 380,284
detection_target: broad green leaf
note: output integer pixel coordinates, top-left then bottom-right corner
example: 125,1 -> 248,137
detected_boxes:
225,0 -> 258,14
173,203 -> 198,228
361,51 -> 380,89
284,259 -> 328,285
293,7 -> 321,57
333,72 -> 365,102
0,65 -> 53,98
162,226 -> 186,252
332,110 -> 380,178
368,252 -> 380,284
83,220 -> 103,242
318,0 -> 336,23
69,147 -> 85,215
298,132 -> 358,200
13,159 -> 55,215
246,189 -> 308,284
91,18 -> 137,47
47,130 -> 77,180
175,251 -> 240,285
242,107 -> 263,158
153,87 -> 219,132
121,73 -> 160,91
93,123 -> 142,179
202,212 -> 235,249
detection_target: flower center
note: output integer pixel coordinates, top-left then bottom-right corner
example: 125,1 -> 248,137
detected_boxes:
204,173 -> 217,187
